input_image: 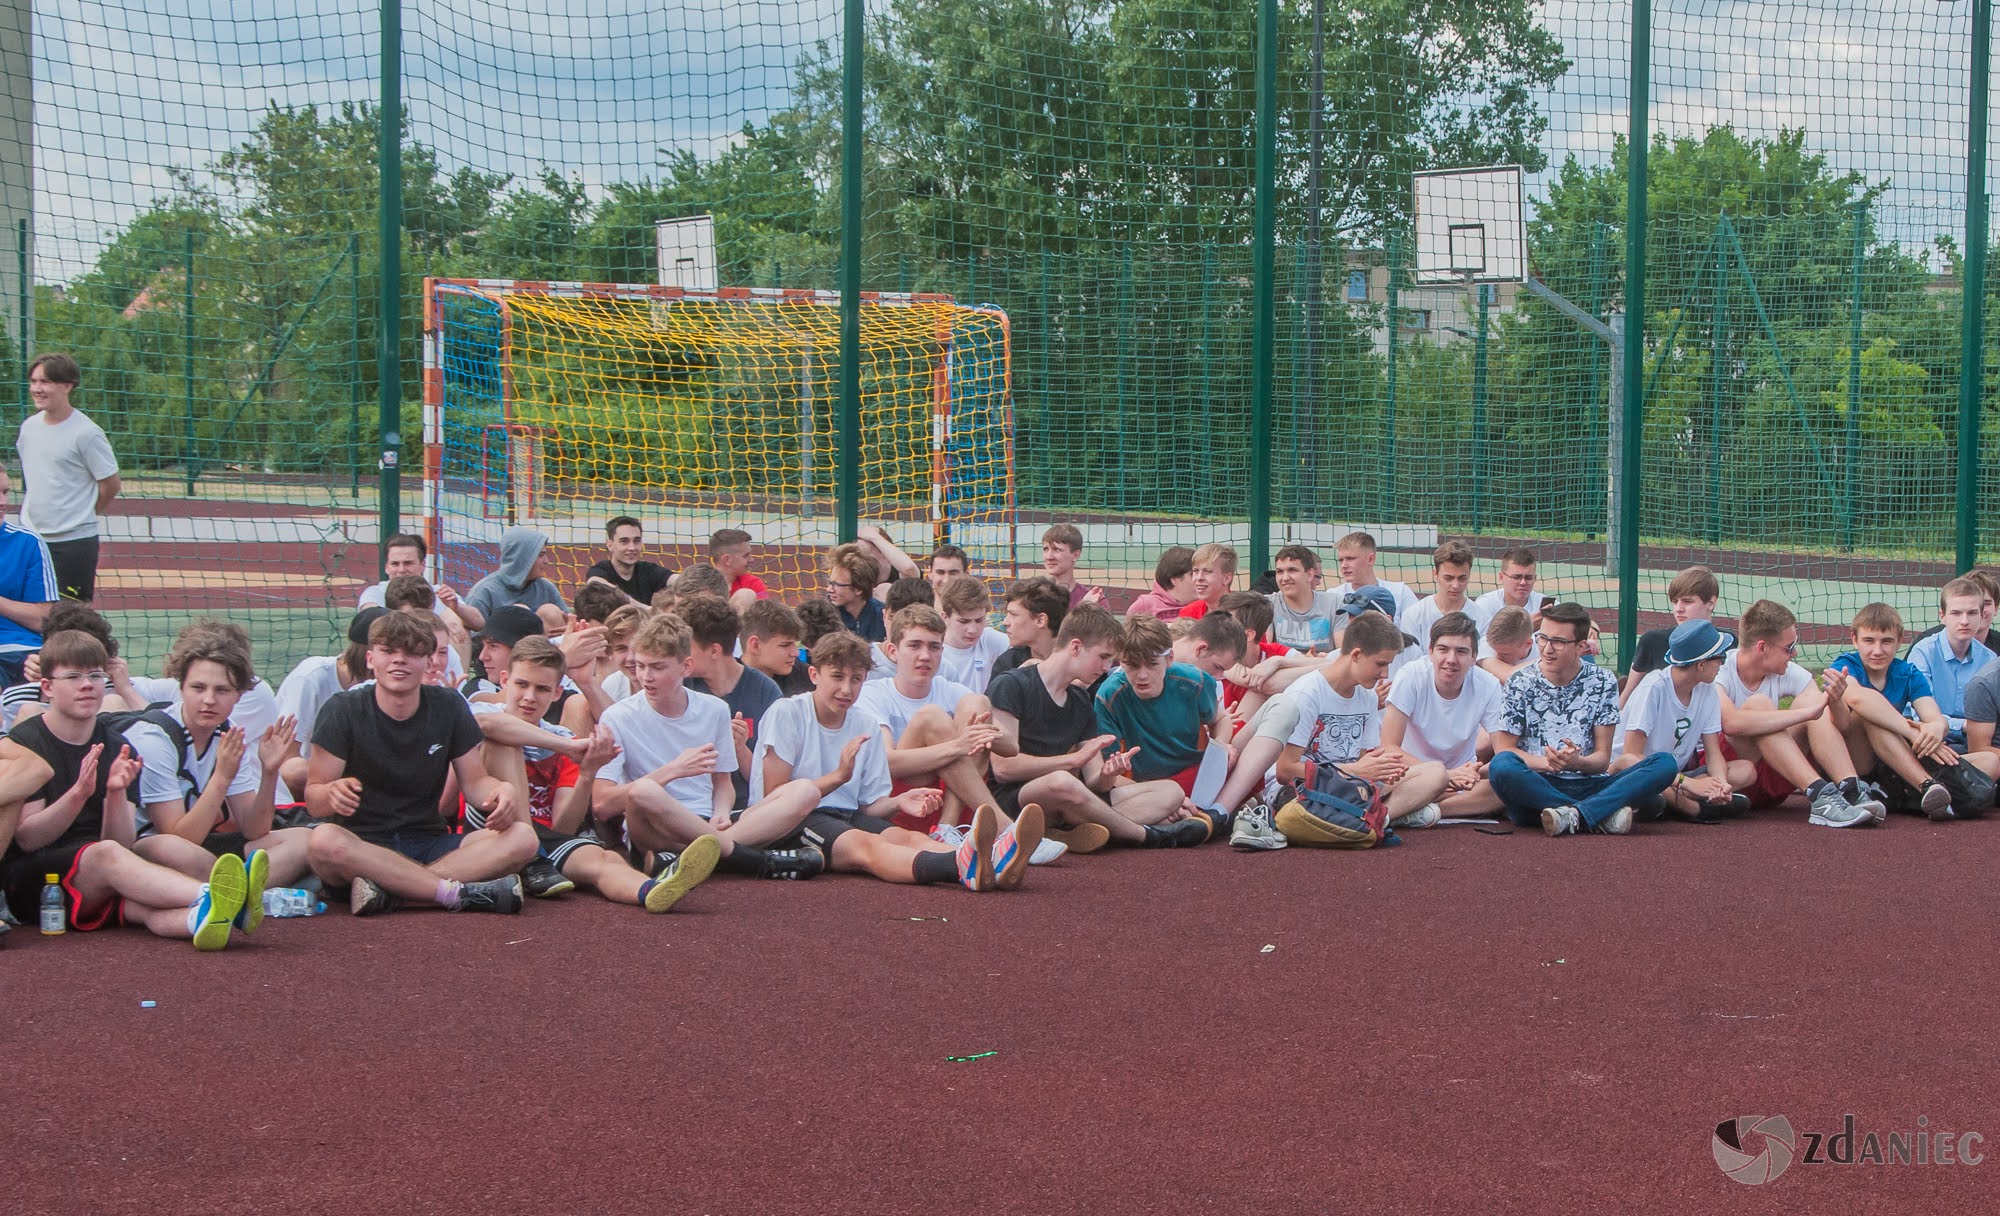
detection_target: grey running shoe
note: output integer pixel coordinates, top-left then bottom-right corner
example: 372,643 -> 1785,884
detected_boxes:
1540,805 -> 1582,837
1229,801 -> 1288,851
452,875 -> 524,913
1920,780 -> 1955,821
1808,781 -> 1873,828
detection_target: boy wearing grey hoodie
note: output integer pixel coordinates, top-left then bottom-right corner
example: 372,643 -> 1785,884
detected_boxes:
466,527 -> 569,630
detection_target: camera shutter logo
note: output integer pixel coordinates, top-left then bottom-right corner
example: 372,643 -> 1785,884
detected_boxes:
1713,1115 -> 1797,1185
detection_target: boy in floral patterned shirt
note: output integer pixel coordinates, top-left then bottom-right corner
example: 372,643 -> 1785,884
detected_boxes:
1488,602 -> 1677,837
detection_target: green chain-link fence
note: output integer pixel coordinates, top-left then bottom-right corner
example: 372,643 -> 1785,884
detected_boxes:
4,0 -> 1997,677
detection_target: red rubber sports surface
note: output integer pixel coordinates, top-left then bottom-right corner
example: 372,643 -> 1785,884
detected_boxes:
6,810 -> 1995,1214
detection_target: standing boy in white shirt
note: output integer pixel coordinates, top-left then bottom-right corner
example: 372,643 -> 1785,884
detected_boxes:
16,354 -> 119,601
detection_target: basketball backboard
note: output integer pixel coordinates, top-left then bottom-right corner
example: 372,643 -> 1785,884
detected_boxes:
656,214 -> 718,291
1413,166 -> 1526,285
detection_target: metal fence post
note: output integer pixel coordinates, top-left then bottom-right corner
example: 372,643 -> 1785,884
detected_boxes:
377,0 -> 403,559
1960,0 -> 1991,573
1249,0 -> 1277,577
836,0 -> 864,542
1618,0 -> 1651,671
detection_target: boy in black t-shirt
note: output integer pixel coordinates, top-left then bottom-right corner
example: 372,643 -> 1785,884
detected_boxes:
682,595 -> 782,811
585,515 -> 671,605
0,630 -> 256,949
986,605 -> 1194,851
987,576 -> 1069,683
1623,566 -> 1719,704
304,611 -> 538,915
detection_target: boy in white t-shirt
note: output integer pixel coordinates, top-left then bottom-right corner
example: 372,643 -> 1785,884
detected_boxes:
123,623 -> 308,895
591,612 -> 825,880
1275,612 -> 1448,834
854,603 -> 1011,835
936,574 -> 1011,693
1713,599 -> 1876,827
472,637 -> 721,910
17,353 -> 120,601
749,631 -> 1035,891
1469,546 -> 1544,633
1333,531 -> 1419,623
1397,540 -> 1476,653
1615,619 -> 1755,821
1381,610 -> 1505,818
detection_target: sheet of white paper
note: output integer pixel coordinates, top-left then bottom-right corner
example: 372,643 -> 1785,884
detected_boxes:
1191,741 -> 1231,809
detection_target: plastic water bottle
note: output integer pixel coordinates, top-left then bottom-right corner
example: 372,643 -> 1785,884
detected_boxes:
39,874 -> 64,935
261,888 -> 327,918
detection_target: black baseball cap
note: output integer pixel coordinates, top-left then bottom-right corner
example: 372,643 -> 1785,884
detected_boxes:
348,607 -> 390,645
474,604 -> 545,648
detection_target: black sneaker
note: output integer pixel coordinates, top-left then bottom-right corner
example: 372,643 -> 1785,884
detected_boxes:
521,858 -> 575,899
453,875 -> 524,913
759,845 -> 825,880
350,876 -> 404,917
1142,819 -> 1211,848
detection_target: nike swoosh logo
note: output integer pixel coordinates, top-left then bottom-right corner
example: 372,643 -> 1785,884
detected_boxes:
428,743 -> 443,754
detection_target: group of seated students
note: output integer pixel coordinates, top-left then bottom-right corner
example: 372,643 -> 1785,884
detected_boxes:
6,514 -> 1999,953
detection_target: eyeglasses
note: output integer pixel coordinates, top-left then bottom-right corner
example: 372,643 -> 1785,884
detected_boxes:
1783,640 -> 1800,656
49,670 -> 109,686
827,580 -> 853,590
1533,633 -> 1581,649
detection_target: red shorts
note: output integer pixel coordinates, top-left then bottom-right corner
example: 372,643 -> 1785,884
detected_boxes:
1715,737 -> 1798,808
888,777 -> 941,835
1165,764 -> 1202,796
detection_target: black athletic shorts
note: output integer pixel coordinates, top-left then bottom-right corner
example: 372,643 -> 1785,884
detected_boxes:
989,781 -> 1027,821
203,831 -> 251,858
2,840 -> 122,929
534,823 -> 601,869
795,807 -> 892,858
463,806 -> 600,869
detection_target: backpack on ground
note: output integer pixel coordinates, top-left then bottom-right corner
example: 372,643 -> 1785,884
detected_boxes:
1273,759 -> 1396,849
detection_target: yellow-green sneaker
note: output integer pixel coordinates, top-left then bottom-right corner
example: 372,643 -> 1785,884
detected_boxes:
191,853 -> 247,951
643,834 -> 721,913
234,849 -> 270,934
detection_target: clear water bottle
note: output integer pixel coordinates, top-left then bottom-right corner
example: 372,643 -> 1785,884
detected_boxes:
39,873 -> 65,935
261,888 -> 326,918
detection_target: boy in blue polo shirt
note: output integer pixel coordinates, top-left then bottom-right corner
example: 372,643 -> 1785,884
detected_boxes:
0,468 -> 59,684
1092,614 -> 1224,844
1830,602 -> 1994,818
1906,576 -> 1996,749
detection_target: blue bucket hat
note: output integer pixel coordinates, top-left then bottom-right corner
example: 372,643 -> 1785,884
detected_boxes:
1666,618 -> 1736,666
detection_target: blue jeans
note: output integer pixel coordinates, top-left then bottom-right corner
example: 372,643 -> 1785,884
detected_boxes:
1489,751 -> 1679,828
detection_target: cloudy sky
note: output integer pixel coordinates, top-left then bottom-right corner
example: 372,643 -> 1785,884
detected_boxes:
16,0 -> 1990,281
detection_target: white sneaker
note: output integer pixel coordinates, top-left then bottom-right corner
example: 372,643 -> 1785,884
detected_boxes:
931,822 -> 967,847
1391,802 -> 1442,830
1592,806 -> 1636,835
1027,837 -> 1068,865
1540,805 -> 1582,837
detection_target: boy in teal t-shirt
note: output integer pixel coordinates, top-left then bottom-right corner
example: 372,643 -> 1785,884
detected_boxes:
1091,615 -> 1229,844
